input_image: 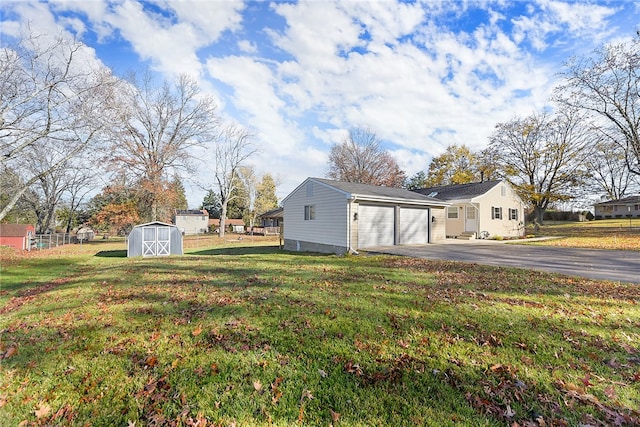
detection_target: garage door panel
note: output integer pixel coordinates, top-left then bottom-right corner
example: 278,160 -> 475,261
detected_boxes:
358,205 -> 394,248
399,207 -> 429,245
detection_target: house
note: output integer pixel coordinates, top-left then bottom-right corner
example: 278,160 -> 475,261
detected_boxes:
127,221 -> 183,257
174,209 -> 209,235
413,180 -> 525,239
594,195 -> 640,219
208,218 -> 246,233
282,177 -> 450,254
258,207 -> 283,227
253,207 -> 283,235
0,224 -> 35,250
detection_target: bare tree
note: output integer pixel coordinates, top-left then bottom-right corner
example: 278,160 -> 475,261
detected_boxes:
587,130 -> 639,200
109,73 -> 219,221
488,108 -> 592,224
0,30 -> 119,221
327,128 -> 406,187
555,37 -> 640,176
212,123 -> 256,238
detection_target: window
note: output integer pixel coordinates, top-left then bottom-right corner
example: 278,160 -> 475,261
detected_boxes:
508,208 -> 518,220
492,206 -> 502,220
447,207 -> 459,219
304,205 -> 316,220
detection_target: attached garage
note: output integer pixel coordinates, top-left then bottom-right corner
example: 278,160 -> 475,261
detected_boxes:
283,178 -> 449,254
127,221 -> 183,257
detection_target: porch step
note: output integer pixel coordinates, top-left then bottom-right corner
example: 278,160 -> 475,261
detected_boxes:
457,232 -> 476,240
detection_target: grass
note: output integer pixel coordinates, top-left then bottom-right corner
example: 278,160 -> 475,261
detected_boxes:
524,218 -> 640,251
1,235 -> 639,426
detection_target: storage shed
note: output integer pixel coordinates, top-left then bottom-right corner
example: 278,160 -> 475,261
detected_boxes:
127,221 -> 183,257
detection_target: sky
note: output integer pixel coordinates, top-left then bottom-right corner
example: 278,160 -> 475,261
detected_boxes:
1,0 -> 638,208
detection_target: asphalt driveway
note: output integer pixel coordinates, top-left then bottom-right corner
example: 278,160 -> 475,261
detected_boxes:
366,240 -> 640,284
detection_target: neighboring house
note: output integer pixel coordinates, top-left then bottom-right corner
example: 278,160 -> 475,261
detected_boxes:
0,224 -> 35,250
174,209 -> 209,235
413,180 -> 525,239
594,195 -> 640,219
282,177 -> 450,254
258,207 -> 283,227
209,218 -> 246,233
127,221 -> 183,257
253,207 -> 283,235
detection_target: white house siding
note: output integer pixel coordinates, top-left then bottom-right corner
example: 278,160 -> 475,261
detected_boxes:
283,181 -> 348,253
430,207 -> 447,243
175,215 -> 208,234
476,183 -> 525,238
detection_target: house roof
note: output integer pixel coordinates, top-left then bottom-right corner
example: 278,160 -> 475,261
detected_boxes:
175,209 -> 208,216
594,195 -> 640,206
259,207 -> 283,218
299,178 -> 450,206
413,180 -> 502,201
0,224 -> 35,236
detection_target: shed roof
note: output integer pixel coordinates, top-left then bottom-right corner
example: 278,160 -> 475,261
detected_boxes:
0,224 -> 35,236
285,178 -> 449,206
413,180 -> 502,201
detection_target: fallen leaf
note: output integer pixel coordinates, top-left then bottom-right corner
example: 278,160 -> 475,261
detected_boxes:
318,369 -> 327,378
192,325 -> 202,336
145,355 -> 158,368
34,402 -> 51,419
330,409 -> 341,423
3,346 -> 17,359
253,380 -> 263,392
301,389 -> 314,402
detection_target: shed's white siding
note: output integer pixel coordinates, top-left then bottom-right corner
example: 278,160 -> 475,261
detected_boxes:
284,180 -> 348,250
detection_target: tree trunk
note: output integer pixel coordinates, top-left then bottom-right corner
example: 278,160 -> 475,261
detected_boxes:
534,205 -> 545,225
219,202 -> 227,238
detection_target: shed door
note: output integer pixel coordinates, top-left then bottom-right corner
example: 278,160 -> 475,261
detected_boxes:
142,226 -> 171,257
358,205 -> 395,248
399,207 -> 429,245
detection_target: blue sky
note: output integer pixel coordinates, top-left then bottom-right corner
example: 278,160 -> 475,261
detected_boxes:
2,0 -> 638,207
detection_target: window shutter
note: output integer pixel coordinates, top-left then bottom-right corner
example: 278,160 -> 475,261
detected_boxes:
491,207 -> 495,219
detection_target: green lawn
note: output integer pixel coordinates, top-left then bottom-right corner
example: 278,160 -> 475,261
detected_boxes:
1,240 -> 639,426
525,218 -> 640,251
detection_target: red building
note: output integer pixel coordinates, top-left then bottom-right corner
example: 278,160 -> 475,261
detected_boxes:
0,224 -> 35,250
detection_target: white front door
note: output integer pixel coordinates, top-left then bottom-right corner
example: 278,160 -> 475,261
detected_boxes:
465,206 -> 477,233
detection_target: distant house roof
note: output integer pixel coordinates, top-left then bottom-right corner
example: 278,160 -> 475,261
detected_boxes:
175,209 -> 208,216
594,195 -> 640,206
0,224 -> 35,236
413,180 -> 502,201
259,207 -> 283,218
287,178 -> 449,206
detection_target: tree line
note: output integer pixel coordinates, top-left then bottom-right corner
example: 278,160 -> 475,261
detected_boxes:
1,29 -> 271,237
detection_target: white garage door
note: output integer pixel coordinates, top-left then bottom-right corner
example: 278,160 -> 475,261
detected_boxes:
399,207 -> 429,245
358,205 -> 395,248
